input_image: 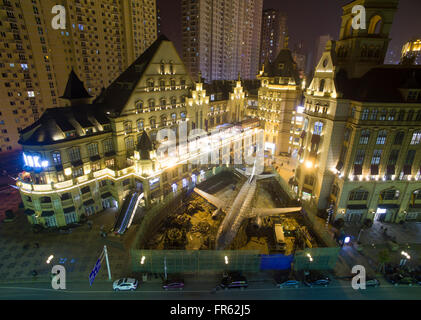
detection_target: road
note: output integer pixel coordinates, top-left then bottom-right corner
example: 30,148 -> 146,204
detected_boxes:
1,277 -> 421,300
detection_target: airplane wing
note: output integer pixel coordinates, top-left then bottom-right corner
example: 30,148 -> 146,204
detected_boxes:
193,188 -> 225,209
250,207 -> 302,217
255,174 -> 276,180
235,168 -> 249,177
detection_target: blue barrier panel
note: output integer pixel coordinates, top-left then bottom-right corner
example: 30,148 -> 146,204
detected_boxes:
260,254 -> 294,270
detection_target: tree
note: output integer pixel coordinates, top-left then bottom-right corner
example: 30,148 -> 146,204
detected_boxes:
362,218 -> 373,229
5,210 -> 15,220
333,218 -> 344,230
377,249 -> 391,274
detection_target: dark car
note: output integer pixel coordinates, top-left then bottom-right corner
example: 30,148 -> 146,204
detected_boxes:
219,272 -> 248,290
162,279 -> 185,290
274,271 -> 300,288
303,271 -> 330,287
365,276 -> 380,287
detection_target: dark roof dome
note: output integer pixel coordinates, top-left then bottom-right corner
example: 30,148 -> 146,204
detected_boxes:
60,69 -> 92,100
138,130 -> 153,160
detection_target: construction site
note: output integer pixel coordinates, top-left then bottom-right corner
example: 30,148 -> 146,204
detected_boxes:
141,169 -> 322,255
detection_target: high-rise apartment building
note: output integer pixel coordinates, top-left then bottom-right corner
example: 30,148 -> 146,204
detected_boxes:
0,0 -> 157,154
313,35 -> 333,70
259,9 -> 287,66
181,0 -> 263,82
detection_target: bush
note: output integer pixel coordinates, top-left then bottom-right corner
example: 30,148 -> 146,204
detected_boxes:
32,224 -> 43,233
333,218 -> 344,229
363,218 -> 373,229
5,210 -> 14,219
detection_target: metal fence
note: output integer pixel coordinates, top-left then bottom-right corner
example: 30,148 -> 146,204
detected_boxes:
293,247 -> 340,271
131,249 -> 261,273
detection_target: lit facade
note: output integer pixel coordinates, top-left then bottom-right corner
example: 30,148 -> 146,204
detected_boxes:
295,0 -> 421,223
251,49 -> 302,156
401,39 -> 421,65
16,36 -> 258,228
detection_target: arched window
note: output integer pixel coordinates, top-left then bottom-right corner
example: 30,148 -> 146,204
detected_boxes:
148,99 -> 155,109
159,78 -> 166,88
160,61 -> 165,74
361,45 -> 368,57
376,130 -> 387,144
137,119 -> 144,132
135,100 -> 143,111
348,189 -> 369,201
161,115 -> 167,127
124,121 -> 132,134
149,117 -> 156,129
51,151 -> 62,166
147,78 -> 154,88
380,189 -> 400,200
368,15 -> 382,34
170,79 -> 176,89
160,97 -> 167,106
359,129 -> 370,144
314,121 -> 323,135
345,18 -> 353,38
169,60 -> 174,74
171,96 -> 177,105
319,79 -> 325,92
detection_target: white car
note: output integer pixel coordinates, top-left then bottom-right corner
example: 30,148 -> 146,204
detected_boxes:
113,278 -> 138,291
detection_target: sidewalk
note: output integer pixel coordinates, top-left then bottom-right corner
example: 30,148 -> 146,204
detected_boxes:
0,208 -> 133,283
343,220 -> 421,245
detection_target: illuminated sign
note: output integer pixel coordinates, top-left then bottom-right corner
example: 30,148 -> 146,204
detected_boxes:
23,153 -> 49,169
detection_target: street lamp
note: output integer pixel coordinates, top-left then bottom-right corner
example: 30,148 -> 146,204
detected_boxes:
46,255 -> 54,264
400,251 -> 411,266
140,256 -> 146,265
306,253 -> 313,262
224,256 -> 229,265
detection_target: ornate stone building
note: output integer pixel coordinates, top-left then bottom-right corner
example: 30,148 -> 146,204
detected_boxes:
16,36 -> 259,228
251,49 -> 302,156
295,0 -> 421,223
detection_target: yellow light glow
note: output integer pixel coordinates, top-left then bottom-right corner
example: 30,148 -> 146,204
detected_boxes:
305,160 -> 313,169
64,168 -> 72,176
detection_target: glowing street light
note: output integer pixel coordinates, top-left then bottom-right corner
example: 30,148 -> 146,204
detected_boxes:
306,253 -> 313,262
224,256 -> 229,265
140,256 -> 146,265
46,255 -> 54,264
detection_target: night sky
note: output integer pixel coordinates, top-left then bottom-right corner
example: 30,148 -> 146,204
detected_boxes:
158,0 -> 421,62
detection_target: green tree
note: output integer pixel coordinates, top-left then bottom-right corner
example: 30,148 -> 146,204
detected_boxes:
377,249 -> 391,274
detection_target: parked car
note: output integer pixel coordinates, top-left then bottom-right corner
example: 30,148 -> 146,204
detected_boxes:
274,271 -> 300,288
384,272 -> 416,286
412,273 -> 421,285
365,276 -> 380,287
162,279 -> 185,290
303,271 -> 330,287
113,278 -> 138,291
219,272 -> 248,290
